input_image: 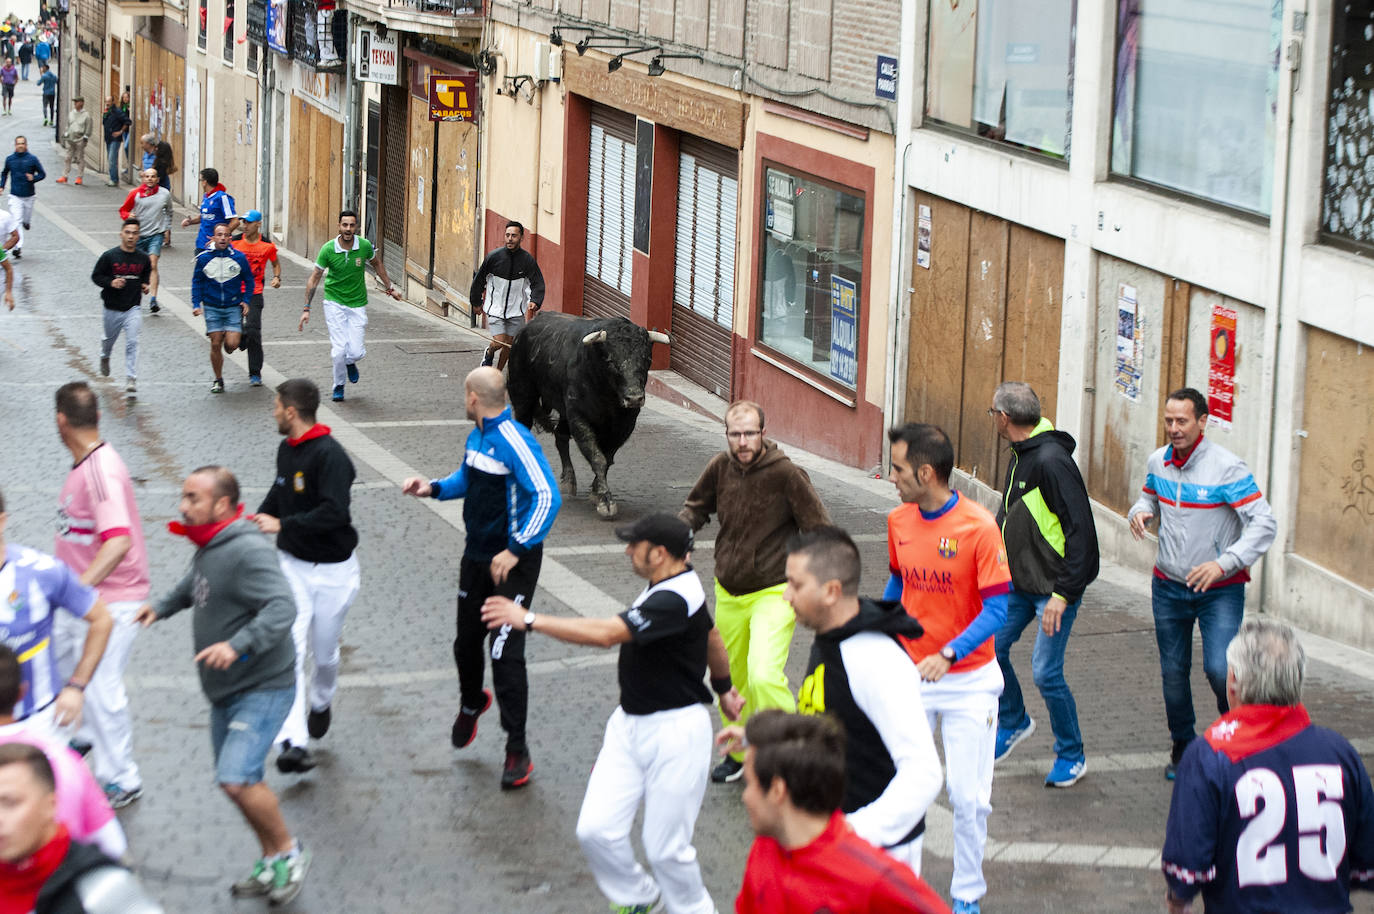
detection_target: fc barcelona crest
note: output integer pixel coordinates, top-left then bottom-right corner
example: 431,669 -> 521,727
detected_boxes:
937,537 -> 958,559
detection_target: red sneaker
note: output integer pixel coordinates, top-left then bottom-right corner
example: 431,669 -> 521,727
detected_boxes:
501,751 -> 532,790
55,176 -> 66,183
450,689 -> 492,748
74,177 -> 83,185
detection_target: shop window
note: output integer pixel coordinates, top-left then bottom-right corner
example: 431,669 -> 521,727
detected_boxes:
758,166 -> 864,391
1323,0 -> 1374,245
925,0 -> 1076,160
198,0 -> 208,50
1110,0 -> 1281,215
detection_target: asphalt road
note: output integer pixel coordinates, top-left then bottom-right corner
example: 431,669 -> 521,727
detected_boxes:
1,82 -> 1372,914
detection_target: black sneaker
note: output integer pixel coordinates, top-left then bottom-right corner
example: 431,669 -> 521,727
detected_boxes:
11,248 -> 19,260
712,757 -> 744,783
451,689 -> 492,748
149,298 -> 160,313
307,705 -> 331,739
1165,738 -> 1192,781
99,356 -> 110,377
501,751 -> 532,790
275,743 -> 317,774
480,348 -> 494,368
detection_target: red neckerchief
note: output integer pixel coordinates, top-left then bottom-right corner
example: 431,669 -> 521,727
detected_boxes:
135,182 -> 161,198
0,825 -> 69,914
168,504 -> 244,548
1166,434 -> 1204,468
287,423 -> 331,447
203,182 -> 227,198
1203,703 -> 1312,762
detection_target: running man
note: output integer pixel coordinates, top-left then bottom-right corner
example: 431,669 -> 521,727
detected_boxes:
135,467 -> 311,905
481,512 -> 742,914
190,222 -> 252,394
1,135 -> 44,259
300,209 -> 402,402
180,167 -> 238,250
253,378 -> 360,775
680,399 -> 830,784
118,167 -> 171,314
231,210 -> 280,386
885,423 -> 1010,914
90,219 -> 151,396
51,382 -> 149,808
0,486 -> 113,743
0,58 -> 16,116
470,220 -> 544,370
401,367 -> 560,790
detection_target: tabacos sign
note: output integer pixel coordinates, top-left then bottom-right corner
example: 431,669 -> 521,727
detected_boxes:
354,26 -> 399,85
429,73 -> 477,123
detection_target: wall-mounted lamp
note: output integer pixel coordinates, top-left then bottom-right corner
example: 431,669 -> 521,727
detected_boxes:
549,26 -> 594,47
575,35 -> 635,56
608,45 -> 660,73
647,52 -> 704,77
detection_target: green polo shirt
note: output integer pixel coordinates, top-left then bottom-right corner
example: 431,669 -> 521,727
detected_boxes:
316,235 -> 375,307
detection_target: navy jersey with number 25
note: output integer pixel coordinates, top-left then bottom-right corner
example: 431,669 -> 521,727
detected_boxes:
1162,703 -> 1374,913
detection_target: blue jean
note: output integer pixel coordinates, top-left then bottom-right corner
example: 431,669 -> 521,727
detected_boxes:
1151,577 -> 1245,743
107,140 -> 121,183
209,686 -> 294,785
20,62 -> 29,80
995,587 -> 1083,761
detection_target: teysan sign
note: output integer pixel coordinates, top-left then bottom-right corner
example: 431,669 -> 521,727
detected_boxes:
355,26 -> 399,85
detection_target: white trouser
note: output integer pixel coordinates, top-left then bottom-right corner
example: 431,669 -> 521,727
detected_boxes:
921,661 -> 1002,904
576,704 -> 715,914
8,193 -> 34,248
54,599 -> 143,790
274,550 -> 360,748
323,300 -> 368,388
101,306 -> 142,379
887,835 -> 925,875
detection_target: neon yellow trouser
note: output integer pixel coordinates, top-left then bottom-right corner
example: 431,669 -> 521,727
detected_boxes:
715,580 -> 797,758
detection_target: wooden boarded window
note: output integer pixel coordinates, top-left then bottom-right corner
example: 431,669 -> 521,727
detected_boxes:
1295,326 -> 1374,589
904,193 -> 1064,489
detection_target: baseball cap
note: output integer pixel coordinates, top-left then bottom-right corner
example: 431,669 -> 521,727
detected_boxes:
243,210 -> 263,223
614,513 -> 694,559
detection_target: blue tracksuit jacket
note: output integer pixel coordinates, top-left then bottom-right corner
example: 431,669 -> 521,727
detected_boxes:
191,245 -> 253,310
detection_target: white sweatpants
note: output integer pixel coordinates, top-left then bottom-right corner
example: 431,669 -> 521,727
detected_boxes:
921,661 -> 1002,904
54,599 -> 143,790
8,193 -> 34,249
323,300 -> 368,389
576,704 -> 715,914
274,550 -> 361,748
101,306 -> 142,379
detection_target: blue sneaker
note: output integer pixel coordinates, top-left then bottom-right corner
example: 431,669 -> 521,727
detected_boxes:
346,362 -> 359,384
332,385 -> 345,402
952,900 -> 980,914
1045,756 -> 1087,788
249,374 -> 262,386
994,717 -> 1035,762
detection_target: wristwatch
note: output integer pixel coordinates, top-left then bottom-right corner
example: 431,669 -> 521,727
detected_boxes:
523,611 -> 536,631
939,646 -> 956,663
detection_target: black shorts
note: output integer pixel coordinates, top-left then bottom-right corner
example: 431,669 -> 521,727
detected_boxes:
2,86 -> 13,99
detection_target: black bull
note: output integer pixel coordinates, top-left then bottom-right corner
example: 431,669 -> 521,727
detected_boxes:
507,313 -> 671,519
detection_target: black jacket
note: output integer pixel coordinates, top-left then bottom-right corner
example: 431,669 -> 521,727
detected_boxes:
802,598 -> 926,842
91,246 -> 151,311
996,421 -> 1099,602
469,245 -> 545,319
257,427 -> 359,563
36,840 -> 162,914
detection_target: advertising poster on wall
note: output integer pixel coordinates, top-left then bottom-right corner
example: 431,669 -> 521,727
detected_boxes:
916,204 -> 932,269
1208,303 -> 1237,427
1114,282 -> 1142,401
829,275 -> 858,386
266,0 -> 288,55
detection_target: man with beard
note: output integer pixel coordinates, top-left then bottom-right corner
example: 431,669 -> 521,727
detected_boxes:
680,400 -> 830,784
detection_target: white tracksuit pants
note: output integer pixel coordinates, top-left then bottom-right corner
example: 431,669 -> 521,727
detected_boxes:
323,300 -> 368,389
54,599 -> 142,790
9,193 -> 34,249
921,660 -> 1003,905
274,550 -> 361,748
101,306 -> 142,379
576,704 -> 715,914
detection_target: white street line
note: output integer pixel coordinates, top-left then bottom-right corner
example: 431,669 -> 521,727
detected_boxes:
351,419 -> 472,428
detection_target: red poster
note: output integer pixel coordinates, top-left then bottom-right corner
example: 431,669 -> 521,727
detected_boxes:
1208,304 -> 1237,427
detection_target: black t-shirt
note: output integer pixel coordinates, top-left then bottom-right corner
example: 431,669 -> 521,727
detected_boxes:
617,568 -> 713,715
90,247 -> 151,312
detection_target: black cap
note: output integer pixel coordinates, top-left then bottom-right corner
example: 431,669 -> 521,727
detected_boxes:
614,512 -> 694,558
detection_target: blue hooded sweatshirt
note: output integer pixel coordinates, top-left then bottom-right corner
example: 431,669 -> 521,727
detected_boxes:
1,151 -> 45,197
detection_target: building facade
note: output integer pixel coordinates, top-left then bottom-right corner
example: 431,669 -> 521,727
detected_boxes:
891,0 -> 1374,647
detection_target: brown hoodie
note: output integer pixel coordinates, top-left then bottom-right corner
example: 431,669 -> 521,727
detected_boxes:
679,439 -> 831,595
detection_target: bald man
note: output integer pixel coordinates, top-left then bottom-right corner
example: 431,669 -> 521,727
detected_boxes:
402,368 -> 561,790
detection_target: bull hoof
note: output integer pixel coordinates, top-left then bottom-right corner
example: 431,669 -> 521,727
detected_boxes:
595,498 -> 619,519
561,472 -> 578,497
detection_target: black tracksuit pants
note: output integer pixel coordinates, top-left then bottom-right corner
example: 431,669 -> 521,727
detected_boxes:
456,548 -> 541,755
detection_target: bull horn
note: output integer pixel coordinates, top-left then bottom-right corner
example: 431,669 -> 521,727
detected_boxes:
582,330 -> 608,346
646,331 -> 671,345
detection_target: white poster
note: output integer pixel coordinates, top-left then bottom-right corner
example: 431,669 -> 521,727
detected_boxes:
355,26 -> 399,85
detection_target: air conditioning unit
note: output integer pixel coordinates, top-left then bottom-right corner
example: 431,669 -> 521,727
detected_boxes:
532,41 -> 560,83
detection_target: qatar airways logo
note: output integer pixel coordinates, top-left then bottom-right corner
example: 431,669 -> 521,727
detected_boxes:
902,566 -> 955,594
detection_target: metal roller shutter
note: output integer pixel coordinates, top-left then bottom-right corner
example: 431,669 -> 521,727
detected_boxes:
671,136 -> 738,399
380,84 -> 408,288
584,104 -> 636,321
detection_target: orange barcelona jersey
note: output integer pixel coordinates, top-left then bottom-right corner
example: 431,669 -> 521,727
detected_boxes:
888,493 -> 1010,673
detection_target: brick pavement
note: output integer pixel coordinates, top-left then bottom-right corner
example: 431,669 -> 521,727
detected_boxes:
0,81 -> 1372,912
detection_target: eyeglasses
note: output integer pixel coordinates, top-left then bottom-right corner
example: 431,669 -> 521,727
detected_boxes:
986,408 -> 1003,418
726,430 -> 762,441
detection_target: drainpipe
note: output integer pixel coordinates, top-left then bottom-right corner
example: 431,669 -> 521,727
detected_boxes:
342,17 -> 362,210
259,57 -> 275,236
